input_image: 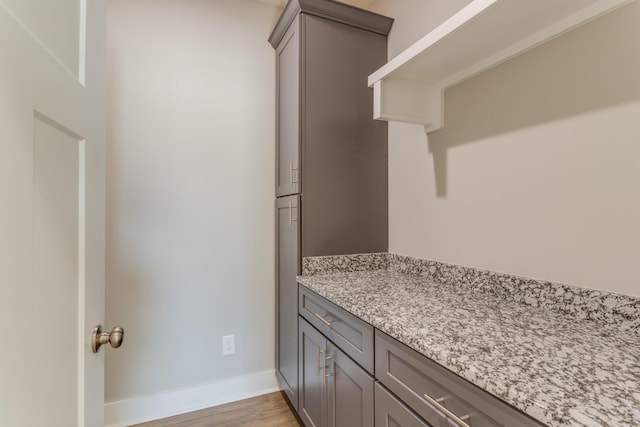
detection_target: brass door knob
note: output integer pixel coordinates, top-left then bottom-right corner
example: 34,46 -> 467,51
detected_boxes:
91,325 -> 124,353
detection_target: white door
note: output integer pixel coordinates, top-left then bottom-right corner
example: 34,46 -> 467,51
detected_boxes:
0,0 -> 107,426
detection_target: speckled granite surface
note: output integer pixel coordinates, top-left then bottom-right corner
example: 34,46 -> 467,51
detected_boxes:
302,253 -> 389,275
387,254 -> 640,332
303,253 -> 639,332
298,254 -> 640,427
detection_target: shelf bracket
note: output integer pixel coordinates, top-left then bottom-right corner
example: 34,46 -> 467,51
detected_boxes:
373,78 -> 444,133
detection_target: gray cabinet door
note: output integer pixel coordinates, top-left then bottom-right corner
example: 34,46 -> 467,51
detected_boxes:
275,16 -> 300,197
326,342 -> 374,427
375,383 -> 430,427
299,317 -> 327,427
276,195 -> 300,409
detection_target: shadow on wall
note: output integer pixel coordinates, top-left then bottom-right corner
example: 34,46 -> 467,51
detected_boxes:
425,1 -> 640,196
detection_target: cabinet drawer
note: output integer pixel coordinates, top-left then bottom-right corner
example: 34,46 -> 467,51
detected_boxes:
375,330 -> 542,427
299,285 -> 374,374
375,383 -> 429,427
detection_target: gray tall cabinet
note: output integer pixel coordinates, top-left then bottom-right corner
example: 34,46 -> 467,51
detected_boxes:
269,0 -> 392,414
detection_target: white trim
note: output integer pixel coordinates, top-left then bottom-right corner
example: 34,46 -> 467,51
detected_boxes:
104,370 -> 279,427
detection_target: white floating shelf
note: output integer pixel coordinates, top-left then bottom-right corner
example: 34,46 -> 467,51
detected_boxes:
368,0 -> 634,133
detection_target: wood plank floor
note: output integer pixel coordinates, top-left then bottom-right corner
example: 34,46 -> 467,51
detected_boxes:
132,391 -> 303,427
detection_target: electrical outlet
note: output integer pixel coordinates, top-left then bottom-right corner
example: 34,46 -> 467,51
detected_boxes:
222,335 -> 235,356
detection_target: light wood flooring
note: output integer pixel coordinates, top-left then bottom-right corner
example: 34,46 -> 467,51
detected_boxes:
132,391 -> 302,427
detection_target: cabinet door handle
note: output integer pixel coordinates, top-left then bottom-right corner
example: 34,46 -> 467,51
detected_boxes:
322,355 -> 333,385
313,312 -> 334,327
290,162 -> 298,185
422,393 -> 471,427
288,201 -> 297,224
316,346 -> 322,376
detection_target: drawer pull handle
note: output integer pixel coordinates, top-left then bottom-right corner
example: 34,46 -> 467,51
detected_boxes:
314,312 -> 334,327
423,393 -> 471,427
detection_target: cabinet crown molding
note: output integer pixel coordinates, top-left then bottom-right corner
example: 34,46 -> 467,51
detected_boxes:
268,0 -> 393,48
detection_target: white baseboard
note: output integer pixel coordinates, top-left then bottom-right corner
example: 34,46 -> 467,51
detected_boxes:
104,369 -> 279,427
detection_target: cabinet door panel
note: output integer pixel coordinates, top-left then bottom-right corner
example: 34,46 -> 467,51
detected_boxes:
327,342 -> 374,427
276,16 -> 300,197
375,383 -> 430,427
299,317 -> 327,427
276,195 -> 300,409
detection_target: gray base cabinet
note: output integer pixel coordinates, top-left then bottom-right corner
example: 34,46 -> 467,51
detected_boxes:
375,330 -> 543,427
299,317 -> 374,427
299,287 -> 544,427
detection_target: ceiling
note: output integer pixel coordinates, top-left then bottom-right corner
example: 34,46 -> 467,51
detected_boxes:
251,0 -> 376,10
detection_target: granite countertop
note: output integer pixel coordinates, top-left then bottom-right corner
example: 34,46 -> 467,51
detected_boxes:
297,256 -> 640,427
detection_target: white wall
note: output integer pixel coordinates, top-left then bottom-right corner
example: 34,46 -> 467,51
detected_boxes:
105,0 -> 280,422
371,0 -> 640,297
